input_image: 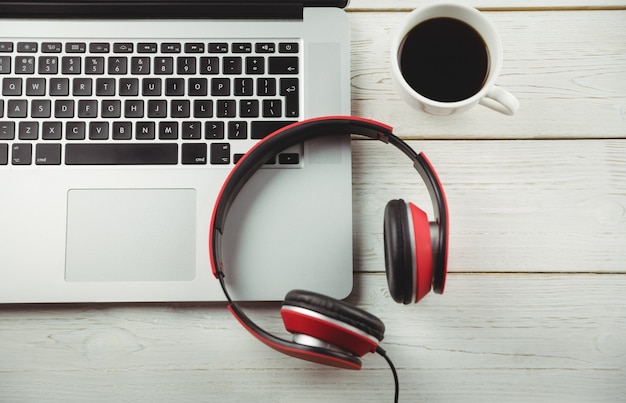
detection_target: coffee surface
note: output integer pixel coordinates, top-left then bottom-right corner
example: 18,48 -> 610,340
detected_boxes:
399,17 -> 489,102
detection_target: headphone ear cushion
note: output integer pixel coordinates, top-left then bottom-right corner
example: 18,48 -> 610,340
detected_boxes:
281,290 -> 385,357
384,199 -> 414,304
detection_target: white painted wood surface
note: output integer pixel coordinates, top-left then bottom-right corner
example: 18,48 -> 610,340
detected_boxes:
1,2 -> 625,402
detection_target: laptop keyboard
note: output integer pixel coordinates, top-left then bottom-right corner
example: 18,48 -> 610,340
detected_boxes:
0,39 -> 301,166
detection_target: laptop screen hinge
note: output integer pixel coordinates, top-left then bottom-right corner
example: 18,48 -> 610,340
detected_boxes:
0,1 -> 350,20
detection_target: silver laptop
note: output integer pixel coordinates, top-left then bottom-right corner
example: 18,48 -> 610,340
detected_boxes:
0,0 -> 352,303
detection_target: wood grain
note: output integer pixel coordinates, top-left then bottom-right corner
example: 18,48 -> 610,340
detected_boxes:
349,10 -> 626,139
1,274 -> 624,402
347,0 -> 626,11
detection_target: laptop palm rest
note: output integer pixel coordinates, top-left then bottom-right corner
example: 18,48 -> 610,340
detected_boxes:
65,189 -> 196,282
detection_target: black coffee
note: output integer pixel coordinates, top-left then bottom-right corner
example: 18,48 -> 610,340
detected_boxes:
399,17 -> 489,102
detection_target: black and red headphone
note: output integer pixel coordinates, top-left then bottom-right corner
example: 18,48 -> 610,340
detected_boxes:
209,116 -> 449,398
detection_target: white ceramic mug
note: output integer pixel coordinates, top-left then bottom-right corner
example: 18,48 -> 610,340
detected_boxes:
390,2 -> 519,116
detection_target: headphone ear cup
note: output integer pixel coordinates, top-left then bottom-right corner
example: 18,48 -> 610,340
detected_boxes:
384,199 -> 415,304
281,290 -> 385,358
384,199 -> 434,304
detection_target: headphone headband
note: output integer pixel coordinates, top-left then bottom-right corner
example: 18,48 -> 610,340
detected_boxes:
208,116 -> 449,367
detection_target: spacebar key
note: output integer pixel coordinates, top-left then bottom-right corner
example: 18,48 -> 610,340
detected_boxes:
66,144 -> 178,165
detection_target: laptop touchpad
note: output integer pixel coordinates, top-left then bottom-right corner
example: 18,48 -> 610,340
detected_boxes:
65,189 -> 196,282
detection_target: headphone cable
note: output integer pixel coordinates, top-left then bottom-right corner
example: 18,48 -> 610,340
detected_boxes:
376,346 -> 399,403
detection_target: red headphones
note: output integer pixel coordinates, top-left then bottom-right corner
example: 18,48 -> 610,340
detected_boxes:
209,116 -> 449,372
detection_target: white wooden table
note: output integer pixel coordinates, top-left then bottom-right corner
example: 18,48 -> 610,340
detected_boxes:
2,1 -> 625,401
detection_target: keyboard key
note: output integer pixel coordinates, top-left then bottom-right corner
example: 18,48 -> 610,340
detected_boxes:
85,57 -> 105,74
0,122 -> 15,139
251,120 -> 297,139
66,122 -> 85,140
66,42 -> 86,53
26,78 -> 46,96
194,100 -> 213,118
269,57 -> 298,74
11,143 -> 32,165
240,100 -> 259,117
205,121 -> 224,139
61,56 -> 81,74
0,56 -> 11,74
113,43 -> 133,53
35,144 -> 61,165
256,42 -> 276,53
89,122 -> 109,140
65,143 -> 178,165
50,78 -> 69,96
223,57 -> 242,74
119,78 -> 139,96
228,121 -> 247,139
208,43 -> 228,53
18,122 -> 38,140
234,78 -> 253,96
17,42 -> 37,53
280,78 -> 300,117
55,100 -> 74,118
147,100 -> 167,118
159,122 -> 178,140
161,43 -> 181,53
142,78 -> 162,96
131,57 -> 150,74
136,122 -> 155,139
101,100 -> 121,118
246,57 -> 264,74
8,100 -> 28,118
182,121 -> 201,139
3,78 -> 22,96
188,78 -> 208,96
73,78 -> 93,96
125,100 -> 144,118
184,43 -> 204,53
32,100 -> 51,118
15,56 -> 35,74
210,143 -> 230,164
171,100 -> 190,118
155,57 -> 174,74
232,43 -> 252,53
211,78 -> 230,96
177,57 -> 196,75
279,153 -> 300,165
89,42 -> 110,53
0,143 -> 7,165
263,99 -> 281,118
200,57 -> 219,74
182,143 -> 207,164
0,42 -> 13,53
137,43 -> 157,53
216,100 -> 236,118
108,57 -> 127,74
38,56 -> 58,74
42,42 -> 62,53
112,122 -> 132,140
42,121 -> 62,140
95,78 -> 115,96
257,77 -> 276,96
279,42 -> 299,53
165,78 -> 184,96
78,100 -> 98,118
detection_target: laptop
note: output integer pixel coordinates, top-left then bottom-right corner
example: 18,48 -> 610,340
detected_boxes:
0,0 -> 353,303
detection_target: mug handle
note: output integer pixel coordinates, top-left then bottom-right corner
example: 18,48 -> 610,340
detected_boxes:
479,85 -> 520,115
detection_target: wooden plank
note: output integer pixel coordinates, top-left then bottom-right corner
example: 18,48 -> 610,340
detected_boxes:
351,139 -> 626,273
0,274 -> 623,402
347,0 -> 626,11
349,10 -> 626,139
